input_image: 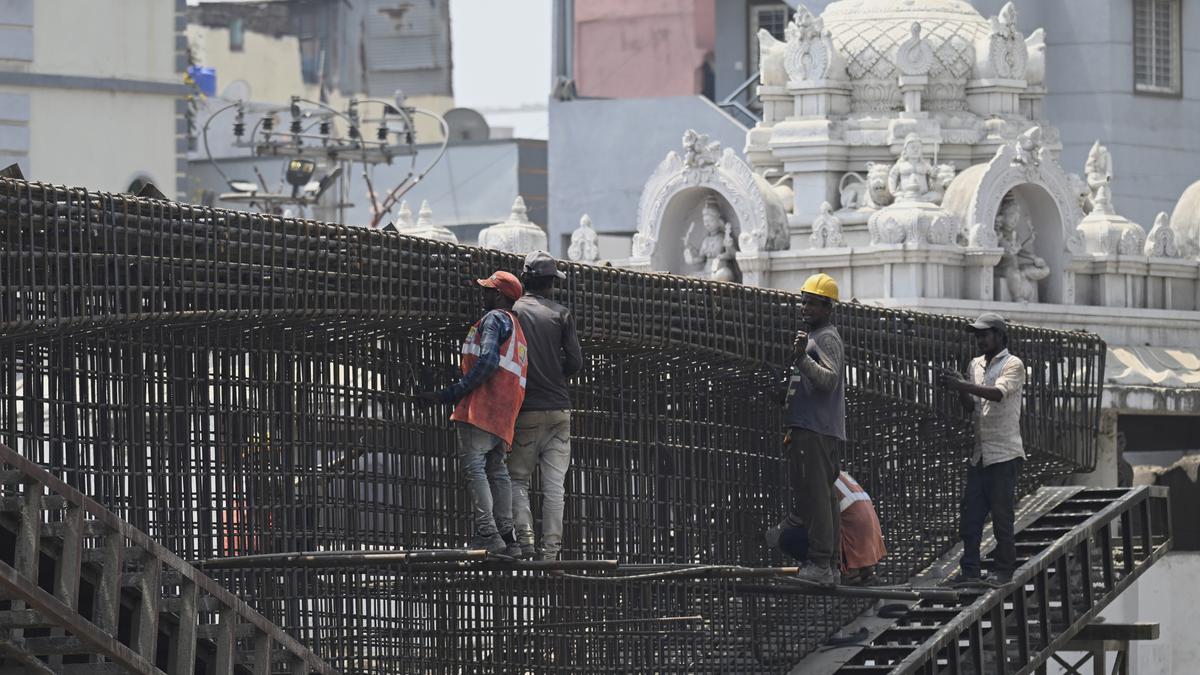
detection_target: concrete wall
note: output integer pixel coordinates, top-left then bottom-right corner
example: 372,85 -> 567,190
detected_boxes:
574,0 -> 715,98
547,95 -> 746,257
1048,552 -> 1200,674
0,0 -> 185,194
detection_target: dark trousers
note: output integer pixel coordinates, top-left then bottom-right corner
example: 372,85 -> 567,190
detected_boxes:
959,458 -> 1023,576
789,428 -> 841,569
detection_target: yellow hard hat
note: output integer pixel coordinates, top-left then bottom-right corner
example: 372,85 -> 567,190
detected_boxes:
800,273 -> 839,301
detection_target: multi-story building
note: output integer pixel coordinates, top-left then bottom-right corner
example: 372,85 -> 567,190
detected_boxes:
0,0 -> 188,197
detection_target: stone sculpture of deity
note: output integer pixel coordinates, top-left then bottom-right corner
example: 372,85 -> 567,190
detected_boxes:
683,195 -> 730,270
568,214 -> 600,262
1085,141 -> 1114,215
710,223 -> 741,283
888,134 -> 939,203
994,195 -> 1050,302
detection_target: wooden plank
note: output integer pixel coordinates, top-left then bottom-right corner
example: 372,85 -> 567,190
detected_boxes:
130,557 -> 162,661
1070,622 -> 1160,642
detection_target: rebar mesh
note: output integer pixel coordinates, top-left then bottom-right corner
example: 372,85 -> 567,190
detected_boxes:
0,178 -> 1104,672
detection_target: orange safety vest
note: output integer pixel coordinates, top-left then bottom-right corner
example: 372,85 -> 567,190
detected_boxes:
449,311 -> 528,445
835,472 -> 888,572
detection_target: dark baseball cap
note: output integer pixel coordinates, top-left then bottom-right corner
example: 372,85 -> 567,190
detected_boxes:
523,250 -> 566,279
969,312 -> 1007,332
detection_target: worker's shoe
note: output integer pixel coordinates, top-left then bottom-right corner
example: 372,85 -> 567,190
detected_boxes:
499,529 -> 523,558
520,543 -> 537,559
469,532 -> 507,555
796,562 -> 839,586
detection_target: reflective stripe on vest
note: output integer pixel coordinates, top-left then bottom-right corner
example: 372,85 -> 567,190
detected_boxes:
835,472 -> 872,513
461,323 -> 527,387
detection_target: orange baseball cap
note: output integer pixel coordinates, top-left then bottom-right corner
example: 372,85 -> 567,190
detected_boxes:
476,270 -> 523,301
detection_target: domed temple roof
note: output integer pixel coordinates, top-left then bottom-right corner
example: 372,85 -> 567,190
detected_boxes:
821,0 -> 993,112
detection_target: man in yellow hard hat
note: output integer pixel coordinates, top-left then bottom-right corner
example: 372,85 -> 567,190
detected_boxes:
781,272 -> 847,585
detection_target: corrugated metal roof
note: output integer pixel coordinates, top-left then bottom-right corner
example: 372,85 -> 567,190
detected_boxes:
1106,346 -> 1200,388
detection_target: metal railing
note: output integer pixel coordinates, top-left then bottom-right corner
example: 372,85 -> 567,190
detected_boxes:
0,440 -> 338,674
0,177 -> 1106,671
832,486 -> 1172,674
718,71 -> 763,127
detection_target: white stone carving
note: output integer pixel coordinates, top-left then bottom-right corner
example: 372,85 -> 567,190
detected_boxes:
397,199 -> 457,243
897,22 -> 935,77
634,130 -> 789,262
821,0 -> 991,113
941,139 -> 1086,257
838,172 -> 869,211
1144,212 -> 1180,258
1025,28 -> 1046,87
975,2 -> 1027,81
682,129 -> 721,169
477,196 -> 547,254
887,134 -> 940,202
568,214 -> 600,263
758,30 -> 789,87
1013,126 -> 1045,169
810,202 -> 845,248
711,224 -> 741,283
995,194 -> 1050,302
866,162 -> 894,208
1085,140 -> 1114,215
867,135 -> 960,246
683,195 -> 731,269
1170,179 -> 1200,258
784,5 -> 846,82
395,201 -> 414,228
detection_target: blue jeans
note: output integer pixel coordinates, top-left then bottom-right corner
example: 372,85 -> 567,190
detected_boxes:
959,458 -> 1023,576
455,422 -> 513,537
510,410 -> 572,558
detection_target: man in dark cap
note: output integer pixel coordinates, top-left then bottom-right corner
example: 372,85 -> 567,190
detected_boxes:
941,312 -> 1026,587
419,271 -> 529,556
510,251 -> 583,560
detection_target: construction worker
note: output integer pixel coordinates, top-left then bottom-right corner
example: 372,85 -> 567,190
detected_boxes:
419,271 -> 529,556
941,312 -> 1026,587
510,251 -> 583,561
766,472 -> 888,584
784,273 -> 847,585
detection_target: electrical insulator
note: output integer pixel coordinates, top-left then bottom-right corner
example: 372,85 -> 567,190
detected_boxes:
349,126 -> 360,140
377,124 -> 389,141
291,119 -> 302,135
319,120 -> 331,136
263,116 -> 274,132
233,112 -> 245,139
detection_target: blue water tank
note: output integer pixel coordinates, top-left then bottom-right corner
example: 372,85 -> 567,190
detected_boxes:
188,66 -> 217,97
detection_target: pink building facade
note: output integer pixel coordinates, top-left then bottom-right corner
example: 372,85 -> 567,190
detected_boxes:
573,0 -> 716,99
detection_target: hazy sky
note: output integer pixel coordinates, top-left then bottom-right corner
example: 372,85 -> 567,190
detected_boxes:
450,0 -> 552,138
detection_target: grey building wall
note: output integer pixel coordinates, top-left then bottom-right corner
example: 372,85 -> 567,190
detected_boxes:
547,96 -> 746,258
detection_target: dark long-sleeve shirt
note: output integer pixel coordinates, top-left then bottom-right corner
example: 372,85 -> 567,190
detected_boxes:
437,310 -> 513,404
512,292 -> 582,411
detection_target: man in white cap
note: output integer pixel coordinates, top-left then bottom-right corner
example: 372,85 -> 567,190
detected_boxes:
510,251 -> 583,560
941,312 -> 1026,587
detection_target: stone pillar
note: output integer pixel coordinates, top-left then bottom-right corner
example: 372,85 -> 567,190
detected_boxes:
962,248 -> 1004,301
1072,409 -> 1119,488
898,74 -> 928,116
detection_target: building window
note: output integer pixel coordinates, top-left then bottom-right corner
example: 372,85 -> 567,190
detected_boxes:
1134,0 -> 1181,95
748,3 -> 791,76
229,18 -> 245,52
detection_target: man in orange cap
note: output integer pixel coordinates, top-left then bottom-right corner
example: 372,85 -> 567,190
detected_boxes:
419,271 -> 529,555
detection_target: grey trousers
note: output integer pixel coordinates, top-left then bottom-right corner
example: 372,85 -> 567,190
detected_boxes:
789,428 -> 841,569
510,410 -> 572,558
454,422 -> 513,537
